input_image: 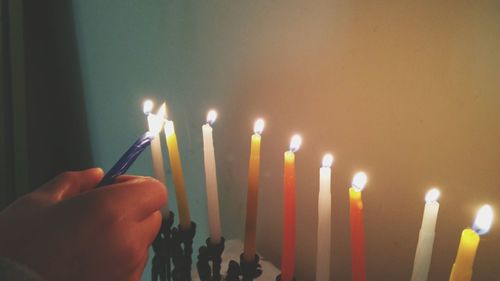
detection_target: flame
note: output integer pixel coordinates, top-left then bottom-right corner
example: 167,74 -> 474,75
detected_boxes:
206,110 -> 217,125
352,172 -> 368,192
156,102 -> 167,119
425,188 -> 440,203
473,204 -> 493,235
253,118 -> 265,135
143,100 -> 154,115
322,153 -> 334,168
148,115 -> 164,136
289,134 -> 302,152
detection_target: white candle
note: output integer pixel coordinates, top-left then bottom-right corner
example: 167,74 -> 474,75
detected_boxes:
316,154 -> 333,281
411,188 -> 440,281
202,110 -> 222,244
143,101 -> 170,218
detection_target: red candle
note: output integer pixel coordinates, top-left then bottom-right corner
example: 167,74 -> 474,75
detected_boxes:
349,172 -> 368,281
280,134 -> 302,281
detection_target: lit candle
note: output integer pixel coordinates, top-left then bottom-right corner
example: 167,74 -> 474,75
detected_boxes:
280,134 -> 302,281
243,118 -> 265,262
449,205 -> 494,281
143,100 -> 170,218
202,110 -> 222,244
316,154 -> 333,281
411,188 -> 441,281
164,118 -> 191,230
349,172 -> 368,281
98,118 -> 164,187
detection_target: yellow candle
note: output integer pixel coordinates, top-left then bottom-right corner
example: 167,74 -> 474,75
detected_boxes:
243,118 -> 265,262
449,229 -> 479,281
164,119 -> 191,230
449,205 -> 493,281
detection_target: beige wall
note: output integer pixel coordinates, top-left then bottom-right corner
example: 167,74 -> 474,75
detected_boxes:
75,1 -> 500,280
200,1 -> 500,280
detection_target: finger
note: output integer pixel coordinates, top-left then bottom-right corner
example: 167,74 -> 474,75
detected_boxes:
38,168 -> 104,201
126,249 -> 149,281
138,210 -> 163,246
91,177 -> 167,220
114,174 -> 143,184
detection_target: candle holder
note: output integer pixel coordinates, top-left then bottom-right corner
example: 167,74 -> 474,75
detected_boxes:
275,275 -> 297,281
171,221 -> 197,281
225,254 -> 262,281
152,211 -> 175,281
197,237 -> 225,281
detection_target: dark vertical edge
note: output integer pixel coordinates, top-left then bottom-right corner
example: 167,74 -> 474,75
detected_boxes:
8,0 -> 29,197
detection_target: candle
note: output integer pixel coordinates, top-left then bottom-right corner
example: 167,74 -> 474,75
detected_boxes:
164,118 -> 191,230
411,188 -> 441,281
280,134 -> 302,281
316,154 -> 333,281
243,118 -> 265,262
349,172 -> 368,281
449,205 -> 493,281
143,100 -> 170,218
98,119 -> 164,187
202,110 -> 222,244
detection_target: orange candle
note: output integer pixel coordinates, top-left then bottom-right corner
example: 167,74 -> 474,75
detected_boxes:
243,119 -> 265,262
280,134 -> 302,281
349,172 -> 368,281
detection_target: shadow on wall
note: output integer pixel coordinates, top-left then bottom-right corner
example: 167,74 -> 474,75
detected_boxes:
23,1 -> 93,187
1,0 -> 93,209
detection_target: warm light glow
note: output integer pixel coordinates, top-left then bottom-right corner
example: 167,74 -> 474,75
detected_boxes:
425,188 -> 440,203
322,154 -> 334,168
148,115 -> 164,136
289,134 -> 302,152
206,110 -> 217,125
164,120 -> 175,137
157,102 -> 167,119
352,172 -> 368,192
253,119 -> 265,135
143,100 -> 154,115
473,204 -> 494,235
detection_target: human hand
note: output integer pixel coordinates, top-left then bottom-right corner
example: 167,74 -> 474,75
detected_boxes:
0,168 -> 166,281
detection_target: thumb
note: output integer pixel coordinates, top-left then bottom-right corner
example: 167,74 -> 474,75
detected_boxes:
38,168 -> 104,201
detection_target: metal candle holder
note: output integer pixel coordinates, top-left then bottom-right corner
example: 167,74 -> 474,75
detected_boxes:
152,212 -> 175,281
151,214 -> 197,281
275,275 -> 297,281
225,254 -> 262,281
196,237 -> 225,281
171,222 -> 197,281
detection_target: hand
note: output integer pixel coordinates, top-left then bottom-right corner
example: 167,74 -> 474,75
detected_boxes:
0,168 -> 167,281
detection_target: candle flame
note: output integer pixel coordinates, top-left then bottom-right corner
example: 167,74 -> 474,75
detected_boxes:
289,134 -> 302,152
425,188 -> 440,203
473,204 -> 493,235
206,110 -> 217,125
157,102 -> 167,119
148,115 -> 164,136
253,118 -> 265,135
322,153 -> 334,168
352,172 -> 368,192
143,100 -> 154,115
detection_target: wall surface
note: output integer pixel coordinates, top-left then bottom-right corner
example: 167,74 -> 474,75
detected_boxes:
72,1 -> 500,280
